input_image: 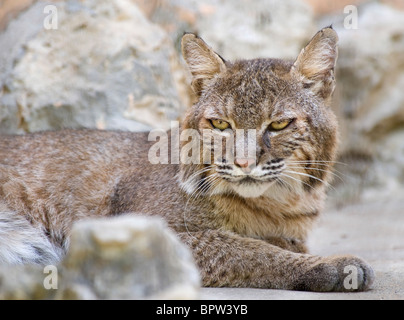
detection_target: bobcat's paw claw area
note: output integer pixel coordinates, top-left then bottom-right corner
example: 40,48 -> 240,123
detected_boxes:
295,255 -> 375,292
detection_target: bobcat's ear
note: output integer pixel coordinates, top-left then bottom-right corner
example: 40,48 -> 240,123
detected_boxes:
181,33 -> 226,97
292,27 -> 338,101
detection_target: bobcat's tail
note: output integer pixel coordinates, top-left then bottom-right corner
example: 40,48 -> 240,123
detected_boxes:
0,206 -> 63,265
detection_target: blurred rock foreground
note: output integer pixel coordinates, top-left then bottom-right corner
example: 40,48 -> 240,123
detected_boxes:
0,0 -> 403,299
0,216 -> 200,299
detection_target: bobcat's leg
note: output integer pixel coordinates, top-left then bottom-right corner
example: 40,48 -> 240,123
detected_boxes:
264,236 -> 308,253
0,207 -> 63,265
179,230 -> 374,292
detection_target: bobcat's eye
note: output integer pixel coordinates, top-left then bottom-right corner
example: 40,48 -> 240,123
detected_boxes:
210,119 -> 230,130
269,119 -> 292,131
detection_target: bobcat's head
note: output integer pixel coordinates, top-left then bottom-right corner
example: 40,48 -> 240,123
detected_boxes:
179,27 -> 339,199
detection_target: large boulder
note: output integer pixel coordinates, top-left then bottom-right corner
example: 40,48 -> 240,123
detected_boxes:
0,0 -> 190,134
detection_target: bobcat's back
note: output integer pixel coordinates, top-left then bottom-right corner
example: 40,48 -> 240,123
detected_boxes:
0,130 -> 150,251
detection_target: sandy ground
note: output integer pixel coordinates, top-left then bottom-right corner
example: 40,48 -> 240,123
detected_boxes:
200,200 -> 404,300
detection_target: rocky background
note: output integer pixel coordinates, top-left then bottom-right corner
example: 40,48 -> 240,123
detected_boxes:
0,0 -> 403,299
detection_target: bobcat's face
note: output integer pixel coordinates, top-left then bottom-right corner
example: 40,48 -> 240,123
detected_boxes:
180,30 -> 339,199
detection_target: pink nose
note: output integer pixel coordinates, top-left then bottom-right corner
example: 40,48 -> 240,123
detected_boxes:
234,158 -> 256,170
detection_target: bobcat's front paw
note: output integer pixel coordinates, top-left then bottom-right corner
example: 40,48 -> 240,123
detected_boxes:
295,255 -> 374,292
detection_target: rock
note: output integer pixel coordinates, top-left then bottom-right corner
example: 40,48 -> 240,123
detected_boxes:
193,0 -> 316,60
0,0 -> 191,134
56,215 -> 200,300
0,215 -> 200,300
0,0 -> 34,31
0,265 -> 52,300
328,3 -> 404,204
0,0 -> 318,134
134,0 -> 316,60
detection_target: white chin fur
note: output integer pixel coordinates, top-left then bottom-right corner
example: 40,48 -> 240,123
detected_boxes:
230,181 -> 274,198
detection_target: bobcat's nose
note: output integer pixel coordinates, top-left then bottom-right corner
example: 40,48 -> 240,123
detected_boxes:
234,158 -> 256,173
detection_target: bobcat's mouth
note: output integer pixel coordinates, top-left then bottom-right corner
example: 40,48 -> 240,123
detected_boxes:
216,159 -> 285,183
215,159 -> 285,198
225,175 -> 277,184
237,176 -> 261,184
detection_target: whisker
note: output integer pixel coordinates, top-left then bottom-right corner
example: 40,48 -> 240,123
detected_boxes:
286,162 -> 349,182
275,176 -> 294,191
287,160 -> 347,166
280,172 -> 316,191
182,165 -> 216,192
186,165 -> 216,182
187,172 -> 222,208
286,166 -> 346,182
190,174 -> 221,204
287,162 -> 330,167
283,169 -> 326,184
188,174 -> 213,201
208,176 -> 225,197
183,166 -> 218,239
283,170 -> 336,191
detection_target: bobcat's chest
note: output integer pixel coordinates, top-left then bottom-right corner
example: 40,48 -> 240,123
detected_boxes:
209,193 -> 319,241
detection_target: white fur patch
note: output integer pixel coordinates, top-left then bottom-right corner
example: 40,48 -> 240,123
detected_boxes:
0,206 -> 63,265
230,181 -> 275,198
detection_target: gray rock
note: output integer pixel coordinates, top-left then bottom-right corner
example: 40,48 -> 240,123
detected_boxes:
0,264 -> 51,300
0,215 -> 200,300
330,3 -> 404,203
0,0 -> 190,134
135,0 -> 316,60
56,215 -> 200,300
193,0 -> 316,60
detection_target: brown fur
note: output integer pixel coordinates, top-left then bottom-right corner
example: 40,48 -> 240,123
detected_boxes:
0,27 -> 374,291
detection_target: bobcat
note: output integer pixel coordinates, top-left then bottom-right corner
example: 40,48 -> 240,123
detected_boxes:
0,27 -> 374,291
